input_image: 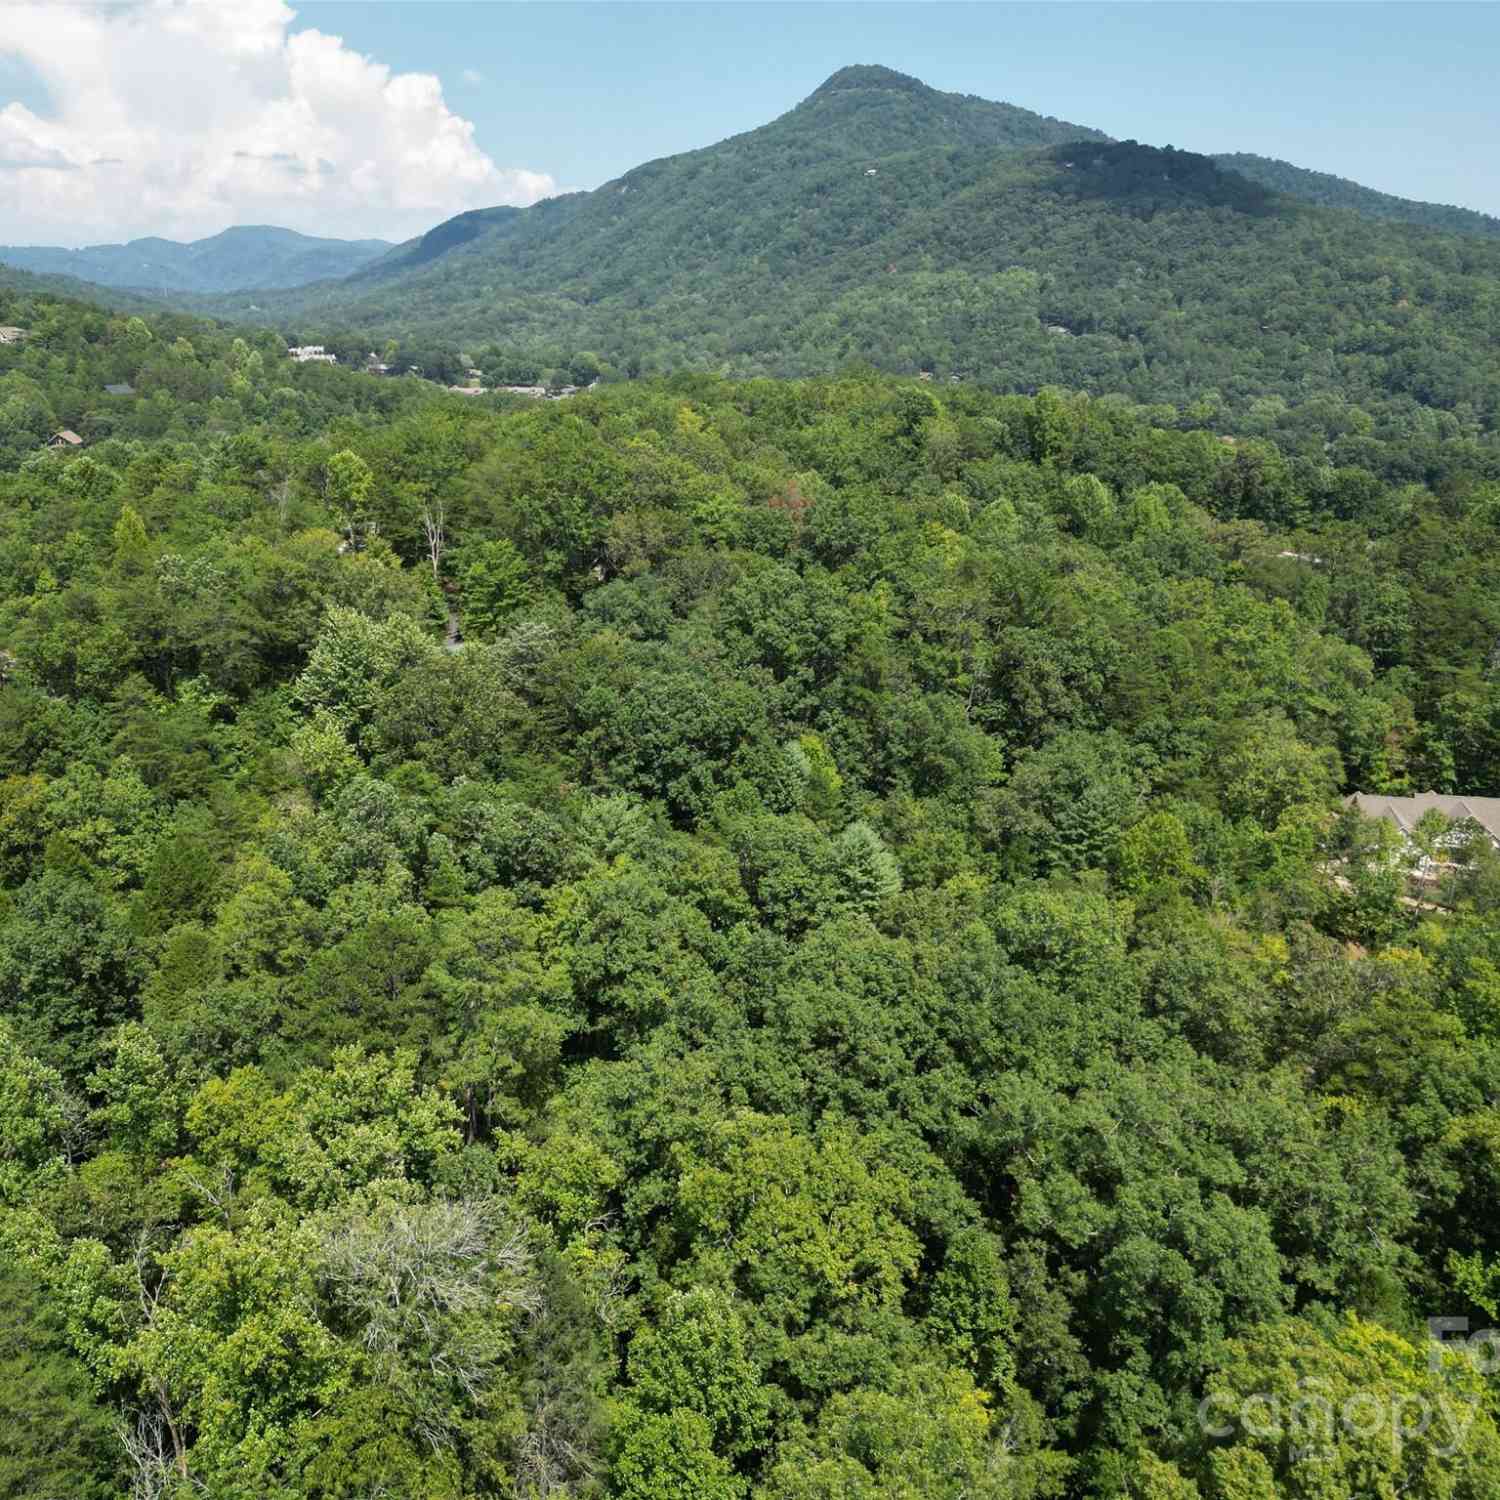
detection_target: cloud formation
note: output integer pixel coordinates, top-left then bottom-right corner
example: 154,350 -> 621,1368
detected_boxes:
0,0 -> 555,245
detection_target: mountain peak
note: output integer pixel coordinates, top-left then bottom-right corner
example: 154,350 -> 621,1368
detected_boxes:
782,65 -> 1107,159
808,64 -> 932,100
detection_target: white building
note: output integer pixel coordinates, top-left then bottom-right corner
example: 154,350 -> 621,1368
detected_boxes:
1348,792 -> 1500,879
288,345 -> 337,364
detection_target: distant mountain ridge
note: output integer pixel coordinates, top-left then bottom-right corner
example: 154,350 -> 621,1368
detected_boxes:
0,225 -> 393,294
1213,152 -> 1500,239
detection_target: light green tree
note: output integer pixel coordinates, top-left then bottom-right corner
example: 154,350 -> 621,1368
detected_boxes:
325,448 -> 375,550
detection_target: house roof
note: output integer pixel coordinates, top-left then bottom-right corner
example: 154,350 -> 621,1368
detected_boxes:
103,382 -> 135,396
1348,792 -> 1500,842
50,429 -> 83,446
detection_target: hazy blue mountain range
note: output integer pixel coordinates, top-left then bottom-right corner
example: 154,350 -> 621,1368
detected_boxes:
0,225 -> 393,294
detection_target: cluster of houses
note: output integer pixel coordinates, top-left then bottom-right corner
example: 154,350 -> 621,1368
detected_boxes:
284,343 -> 589,401
35,382 -> 139,450
453,381 -> 587,400
20,332 -> 596,450
442,365 -> 590,400
447,365 -> 487,396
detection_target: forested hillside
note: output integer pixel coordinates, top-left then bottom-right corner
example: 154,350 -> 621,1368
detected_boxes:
199,66 -> 1500,463
0,285 -> 456,468
0,259 -> 165,316
7,286 -> 1500,1497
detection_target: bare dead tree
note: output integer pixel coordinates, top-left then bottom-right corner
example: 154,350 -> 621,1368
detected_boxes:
46,1073 -> 93,1166
580,1216 -> 628,1333
513,1396 -> 600,1499
182,1166 -> 237,1228
420,497 -> 447,578
316,1196 -> 541,1449
127,1235 -> 190,1487
117,1406 -> 178,1500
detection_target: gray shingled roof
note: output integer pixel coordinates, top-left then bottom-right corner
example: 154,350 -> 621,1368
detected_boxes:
1348,792 -> 1500,842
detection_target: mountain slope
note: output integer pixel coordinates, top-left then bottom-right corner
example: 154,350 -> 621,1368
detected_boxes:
210,68 -> 1500,440
0,225 -> 392,294
1213,152 -> 1500,239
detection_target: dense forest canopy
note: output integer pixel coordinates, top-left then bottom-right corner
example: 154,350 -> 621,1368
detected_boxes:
6,283 -> 1500,1498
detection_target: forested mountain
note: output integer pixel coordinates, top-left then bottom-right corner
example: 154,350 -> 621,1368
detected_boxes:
0,225 -> 392,295
8,282 -> 1500,1497
193,65 -> 1500,460
1214,151 -> 1500,238
302,64 -> 1106,294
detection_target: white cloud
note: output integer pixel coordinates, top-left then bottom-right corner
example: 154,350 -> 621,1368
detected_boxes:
0,0 -> 554,245
462,67 -> 484,85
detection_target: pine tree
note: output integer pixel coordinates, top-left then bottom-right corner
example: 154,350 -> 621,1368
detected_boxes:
834,819 -> 902,913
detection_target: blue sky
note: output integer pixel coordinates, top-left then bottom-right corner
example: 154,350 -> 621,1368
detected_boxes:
295,1 -> 1500,214
2,1 -> 1497,245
